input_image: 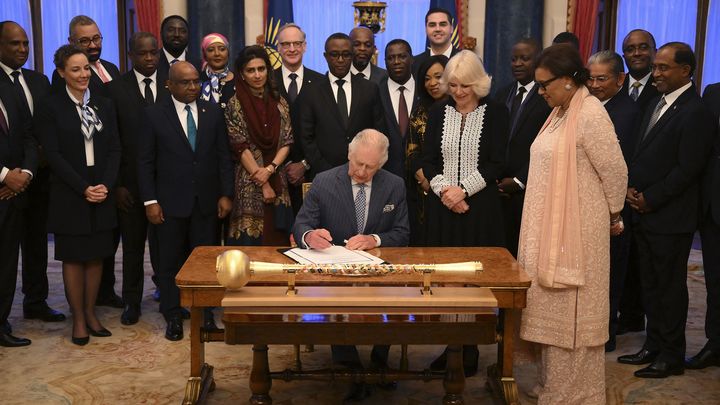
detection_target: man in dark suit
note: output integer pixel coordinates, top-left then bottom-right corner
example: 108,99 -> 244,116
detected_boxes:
350,26 -> 387,85
378,39 -> 417,178
137,61 -> 233,341
0,21 -> 64,324
292,129 -> 409,401
157,15 -> 199,76
272,23 -> 324,215
617,28 -> 660,335
618,43 -> 716,378
587,50 -> 641,352
51,15 -> 120,97
106,32 -> 168,326
299,33 -> 386,177
686,83 -> 720,369
494,38 -> 550,258
0,84 -> 37,347
412,8 -> 460,77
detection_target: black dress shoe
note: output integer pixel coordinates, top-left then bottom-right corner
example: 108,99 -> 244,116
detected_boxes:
87,324 -> 112,337
0,332 -> 31,347
96,292 -> 125,308
617,348 -> 659,365
605,336 -> 617,353
165,318 -> 183,341
685,346 -> 720,369
634,360 -> 684,378
180,308 -> 191,320
343,382 -> 371,403
71,335 -> 89,346
24,305 -> 66,322
152,288 -> 161,302
121,304 -> 141,325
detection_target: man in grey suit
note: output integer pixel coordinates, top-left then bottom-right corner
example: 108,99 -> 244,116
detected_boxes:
292,129 -> 409,401
349,26 -> 387,85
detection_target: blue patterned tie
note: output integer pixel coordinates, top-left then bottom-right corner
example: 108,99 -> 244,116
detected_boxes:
642,96 -> 666,140
185,105 -> 197,151
355,183 -> 366,234
630,81 -> 641,102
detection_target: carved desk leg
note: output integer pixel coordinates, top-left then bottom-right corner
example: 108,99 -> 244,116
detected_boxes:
250,344 -> 272,405
183,307 -> 214,404
487,308 -> 520,405
442,344 -> 465,405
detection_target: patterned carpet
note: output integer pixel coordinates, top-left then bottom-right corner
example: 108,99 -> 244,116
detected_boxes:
0,246 -> 718,404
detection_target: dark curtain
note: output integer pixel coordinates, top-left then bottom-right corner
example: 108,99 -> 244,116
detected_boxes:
187,0 -> 245,66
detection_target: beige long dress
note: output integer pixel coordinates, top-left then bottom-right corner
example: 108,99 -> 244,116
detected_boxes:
518,96 -> 627,404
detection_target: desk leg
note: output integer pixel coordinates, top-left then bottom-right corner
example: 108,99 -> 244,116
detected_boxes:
487,308 -> 520,405
442,344 -> 464,405
250,344 -> 272,405
182,307 -> 215,405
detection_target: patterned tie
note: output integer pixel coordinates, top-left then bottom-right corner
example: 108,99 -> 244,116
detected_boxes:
336,79 -> 349,128
185,105 -> 197,152
94,61 -> 111,83
10,71 -> 29,112
398,86 -> 409,137
643,96 -> 666,140
630,81 -> 641,102
288,73 -> 298,103
143,78 -> 154,104
355,183 -> 367,234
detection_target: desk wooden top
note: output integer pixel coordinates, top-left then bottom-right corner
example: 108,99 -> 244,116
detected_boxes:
176,246 -> 531,289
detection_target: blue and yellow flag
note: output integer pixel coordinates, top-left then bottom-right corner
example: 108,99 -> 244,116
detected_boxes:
264,0 -> 294,69
427,0 -> 461,49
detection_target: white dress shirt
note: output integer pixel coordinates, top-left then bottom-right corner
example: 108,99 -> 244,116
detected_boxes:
0,61 -> 33,114
281,64 -> 304,94
387,77 -> 415,125
350,63 -> 372,80
90,60 -> 113,83
163,48 -> 187,64
66,87 -> 95,167
134,69 -> 157,102
428,44 -> 453,58
328,72 -> 353,114
628,72 -> 651,98
515,80 -> 535,104
657,81 -> 692,119
171,96 -> 199,138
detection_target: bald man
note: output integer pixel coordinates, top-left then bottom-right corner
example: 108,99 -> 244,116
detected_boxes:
137,62 -> 233,340
349,26 -> 387,85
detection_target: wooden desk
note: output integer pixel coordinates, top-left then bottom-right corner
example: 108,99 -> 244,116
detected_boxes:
176,246 -> 531,404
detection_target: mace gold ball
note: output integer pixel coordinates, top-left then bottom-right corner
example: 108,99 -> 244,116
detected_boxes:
216,250 -> 251,289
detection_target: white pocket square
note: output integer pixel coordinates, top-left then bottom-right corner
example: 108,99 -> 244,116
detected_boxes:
383,204 -> 395,213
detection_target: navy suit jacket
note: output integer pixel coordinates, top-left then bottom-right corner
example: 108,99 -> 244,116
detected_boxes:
378,76 -> 420,177
34,90 -> 120,234
628,83 -> 716,234
494,81 -> 551,184
604,90 -> 641,163
0,68 -> 51,117
137,97 -> 234,218
292,164 -> 410,248
701,83 -> 720,223
0,84 -> 37,223
51,58 -> 120,97
299,74 -> 386,176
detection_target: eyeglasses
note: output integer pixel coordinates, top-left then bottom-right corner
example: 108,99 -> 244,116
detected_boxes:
651,63 -> 683,73
587,75 -> 612,84
537,76 -> 559,91
623,44 -> 651,54
75,35 -> 103,47
279,41 -> 304,50
326,51 -> 352,60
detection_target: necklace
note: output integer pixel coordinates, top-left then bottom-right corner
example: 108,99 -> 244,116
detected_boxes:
547,113 -> 567,133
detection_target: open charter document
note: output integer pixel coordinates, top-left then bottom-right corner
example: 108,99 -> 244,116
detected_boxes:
284,246 -> 384,265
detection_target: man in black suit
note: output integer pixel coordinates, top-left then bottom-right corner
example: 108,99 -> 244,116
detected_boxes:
51,15 -> 120,97
0,21 -> 64,324
106,32 -> 168,326
350,26 -> 387,85
686,83 -> 720,369
157,15 -> 199,76
587,50 -> 641,352
618,43 -> 716,378
0,84 -> 37,347
378,39 -> 417,178
137,62 -> 233,341
495,38 -> 550,258
272,23 -> 324,215
412,8 -> 460,77
299,33 -> 386,177
617,28 -> 660,335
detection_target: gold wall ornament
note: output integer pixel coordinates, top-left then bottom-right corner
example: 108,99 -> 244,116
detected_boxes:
353,1 -> 387,34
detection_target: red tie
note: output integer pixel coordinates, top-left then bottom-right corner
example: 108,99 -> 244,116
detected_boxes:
94,61 -> 111,83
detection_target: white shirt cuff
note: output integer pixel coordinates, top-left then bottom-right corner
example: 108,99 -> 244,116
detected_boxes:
513,177 -> 525,190
371,234 -> 381,247
21,169 -> 33,179
144,200 -> 158,206
0,167 -> 8,183
301,230 -> 312,249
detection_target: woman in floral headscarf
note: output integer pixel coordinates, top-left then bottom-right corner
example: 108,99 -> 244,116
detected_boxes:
199,33 -> 235,109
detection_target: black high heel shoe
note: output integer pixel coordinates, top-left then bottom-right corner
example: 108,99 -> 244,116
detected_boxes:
72,335 -> 89,346
87,324 -> 112,337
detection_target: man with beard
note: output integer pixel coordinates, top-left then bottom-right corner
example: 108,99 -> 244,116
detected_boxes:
157,15 -> 200,76
51,15 -> 120,97
494,38 -> 550,258
412,8 -> 459,77
349,26 -> 387,85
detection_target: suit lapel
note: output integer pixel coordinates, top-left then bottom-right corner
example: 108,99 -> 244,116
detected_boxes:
195,100 -> 210,153
510,84 -> 540,141
337,168 -> 356,230
636,87 -> 693,152
380,83 -> 400,133
364,172 -> 384,232
322,77 -> 344,128
162,98 -> 193,151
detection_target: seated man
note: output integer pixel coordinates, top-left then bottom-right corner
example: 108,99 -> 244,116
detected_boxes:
291,129 -> 409,400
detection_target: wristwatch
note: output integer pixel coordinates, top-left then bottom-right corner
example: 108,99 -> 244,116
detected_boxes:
301,159 -> 310,170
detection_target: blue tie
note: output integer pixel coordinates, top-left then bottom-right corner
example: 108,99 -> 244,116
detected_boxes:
185,105 -> 197,151
355,183 -> 366,234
